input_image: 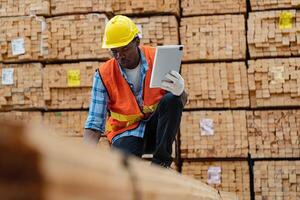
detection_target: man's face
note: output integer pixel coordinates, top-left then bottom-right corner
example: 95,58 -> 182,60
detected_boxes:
110,38 -> 140,69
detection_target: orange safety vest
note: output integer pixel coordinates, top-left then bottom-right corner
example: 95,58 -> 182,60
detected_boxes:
99,46 -> 165,142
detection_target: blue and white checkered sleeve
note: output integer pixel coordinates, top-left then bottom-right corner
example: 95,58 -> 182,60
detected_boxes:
84,70 -> 108,133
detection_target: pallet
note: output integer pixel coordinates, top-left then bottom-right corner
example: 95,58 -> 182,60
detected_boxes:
254,160 -> 300,200
43,62 -> 100,109
248,58 -> 300,107
247,110 -> 300,158
182,62 -> 249,109
248,10 -> 300,58
182,161 -> 250,200
250,0 -> 300,10
181,0 -> 246,16
180,14 -> 246,61
180,110 -> 248,158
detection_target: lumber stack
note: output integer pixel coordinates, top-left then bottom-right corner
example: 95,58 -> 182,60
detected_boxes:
181,0 -> 246,16
250,0 -> 300,10
112,0 -> 180,17
246,110 -> 300,158
247,58 -> 300,107
43,111 -> 88,137
181,62 -> 249,109
43,62 -> 101,109
180,14 -> 246,61
182,161 -> 250,200
46,14 -> 110,61
248,10 -> 300,58
50,0 -> 111,15
0,16 -> 48,62
0,119 -> 237,200
0,111 -> 42,122
0,0 -> 50,17
253,161 -> 300,200
132,16 -> 179,46
0,63 -> 44,110
180,111 -> 248,158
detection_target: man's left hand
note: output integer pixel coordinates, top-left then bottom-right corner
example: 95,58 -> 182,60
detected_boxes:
161,70 -> 184,96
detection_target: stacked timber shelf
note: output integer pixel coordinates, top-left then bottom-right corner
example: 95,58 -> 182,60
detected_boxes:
180,1 -> 250,200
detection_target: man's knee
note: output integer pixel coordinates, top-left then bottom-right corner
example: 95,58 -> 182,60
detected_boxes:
160,93 -> 183,109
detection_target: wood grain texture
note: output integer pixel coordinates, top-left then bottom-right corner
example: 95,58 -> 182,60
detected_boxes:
250,0 -> 300,10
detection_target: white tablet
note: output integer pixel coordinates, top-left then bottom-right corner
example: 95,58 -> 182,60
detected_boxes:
149,45 -> 184,88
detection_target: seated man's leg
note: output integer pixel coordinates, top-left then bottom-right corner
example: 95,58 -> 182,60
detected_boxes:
112,136 -> 144,157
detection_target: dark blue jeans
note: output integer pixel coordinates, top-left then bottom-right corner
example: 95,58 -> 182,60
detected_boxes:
112,93 -> 183,167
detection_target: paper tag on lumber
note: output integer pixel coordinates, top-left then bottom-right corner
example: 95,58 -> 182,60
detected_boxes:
2,68 -> 14,85
11,38 -> 25,56
270,66 -> 285,84
207,166 -> 221,184
200,118 -> 214,136
137,24 -> 143,38
279,11 -> 293,29
67,70 -> 81,87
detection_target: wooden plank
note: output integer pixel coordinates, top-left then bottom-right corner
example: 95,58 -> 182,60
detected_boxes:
181,0 -> 246,16
180,15 -> 246,61
250,0 -> 300,10
182,62 -> 249,109
248,58 -> 300,107
246,110 -> 300,158
180,110 -> 248,158
0,111 -> 42,122
253,161 -> 300,200
182,161 -> 250,200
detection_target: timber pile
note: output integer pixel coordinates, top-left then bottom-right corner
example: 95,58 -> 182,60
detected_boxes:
180,15 -> 246,61
182,161 -> 250,200
46,14 -> 110,61
181,0 -> 246,16
0,16 -> 48,62
248,10 -> 300,58
132,16 -> 179,46
180,111 -> 248,158
43,111 -> 88,137
246,110 -> 300,158
0,63 -> 44,110
0,0 -> 50,17
0,120 -> 238,200
181,62 -> 249,109
253,161 -> 300,200
248,58 -> 300,107
112,0 -> 180,17
0,111 -> 42,122
43,62 -> 101,109
250,0 -> 300,10
50,0 -> 111,15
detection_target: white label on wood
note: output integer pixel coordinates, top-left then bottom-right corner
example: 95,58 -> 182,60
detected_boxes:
270,66 -> 285,84
200,118 -> 214,135
207,166 -> 221,184
137,24 -> 143,38
11,38 -> 25,56
2,68 -> 14,85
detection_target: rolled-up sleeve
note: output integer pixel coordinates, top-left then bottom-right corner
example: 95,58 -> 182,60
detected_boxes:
85,70 -> 108,133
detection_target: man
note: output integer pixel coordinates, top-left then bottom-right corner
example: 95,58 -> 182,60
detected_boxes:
83,15 -> 187,168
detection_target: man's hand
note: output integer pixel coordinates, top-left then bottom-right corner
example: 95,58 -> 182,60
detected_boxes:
83,129 -> 102,147
161,70 -> 184,96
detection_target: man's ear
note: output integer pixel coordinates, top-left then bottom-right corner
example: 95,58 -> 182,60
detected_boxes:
135,37 -> 140,47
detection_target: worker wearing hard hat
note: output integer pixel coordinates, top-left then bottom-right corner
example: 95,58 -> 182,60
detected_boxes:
83,15 -> 187,168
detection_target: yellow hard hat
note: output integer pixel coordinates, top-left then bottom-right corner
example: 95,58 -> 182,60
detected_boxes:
102,15 -> 140,49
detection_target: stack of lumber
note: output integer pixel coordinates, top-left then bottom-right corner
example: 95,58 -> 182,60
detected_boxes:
181,62 -> 249,109
132,16 -> 179,46
253,161 -> 300,200
180,111 -> 248,158
248,10 -> 300,58
43,111 -> 88,137
246,110 -> 300,158
43,62 -> 100,109
0,0 -> 50,17
50,0 -> 111,15
250,0 -> 300,10
181,0 -> 246,16
0,63 -> 44,110
46,14 -> 110,61
182,161 -> 250,200
180,14 -> 246,61
0,111 -> 42,122
0,119 -> 238,200
111,0 -> 180,17
0,16 -> 48,62
248,58 -> 300,107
